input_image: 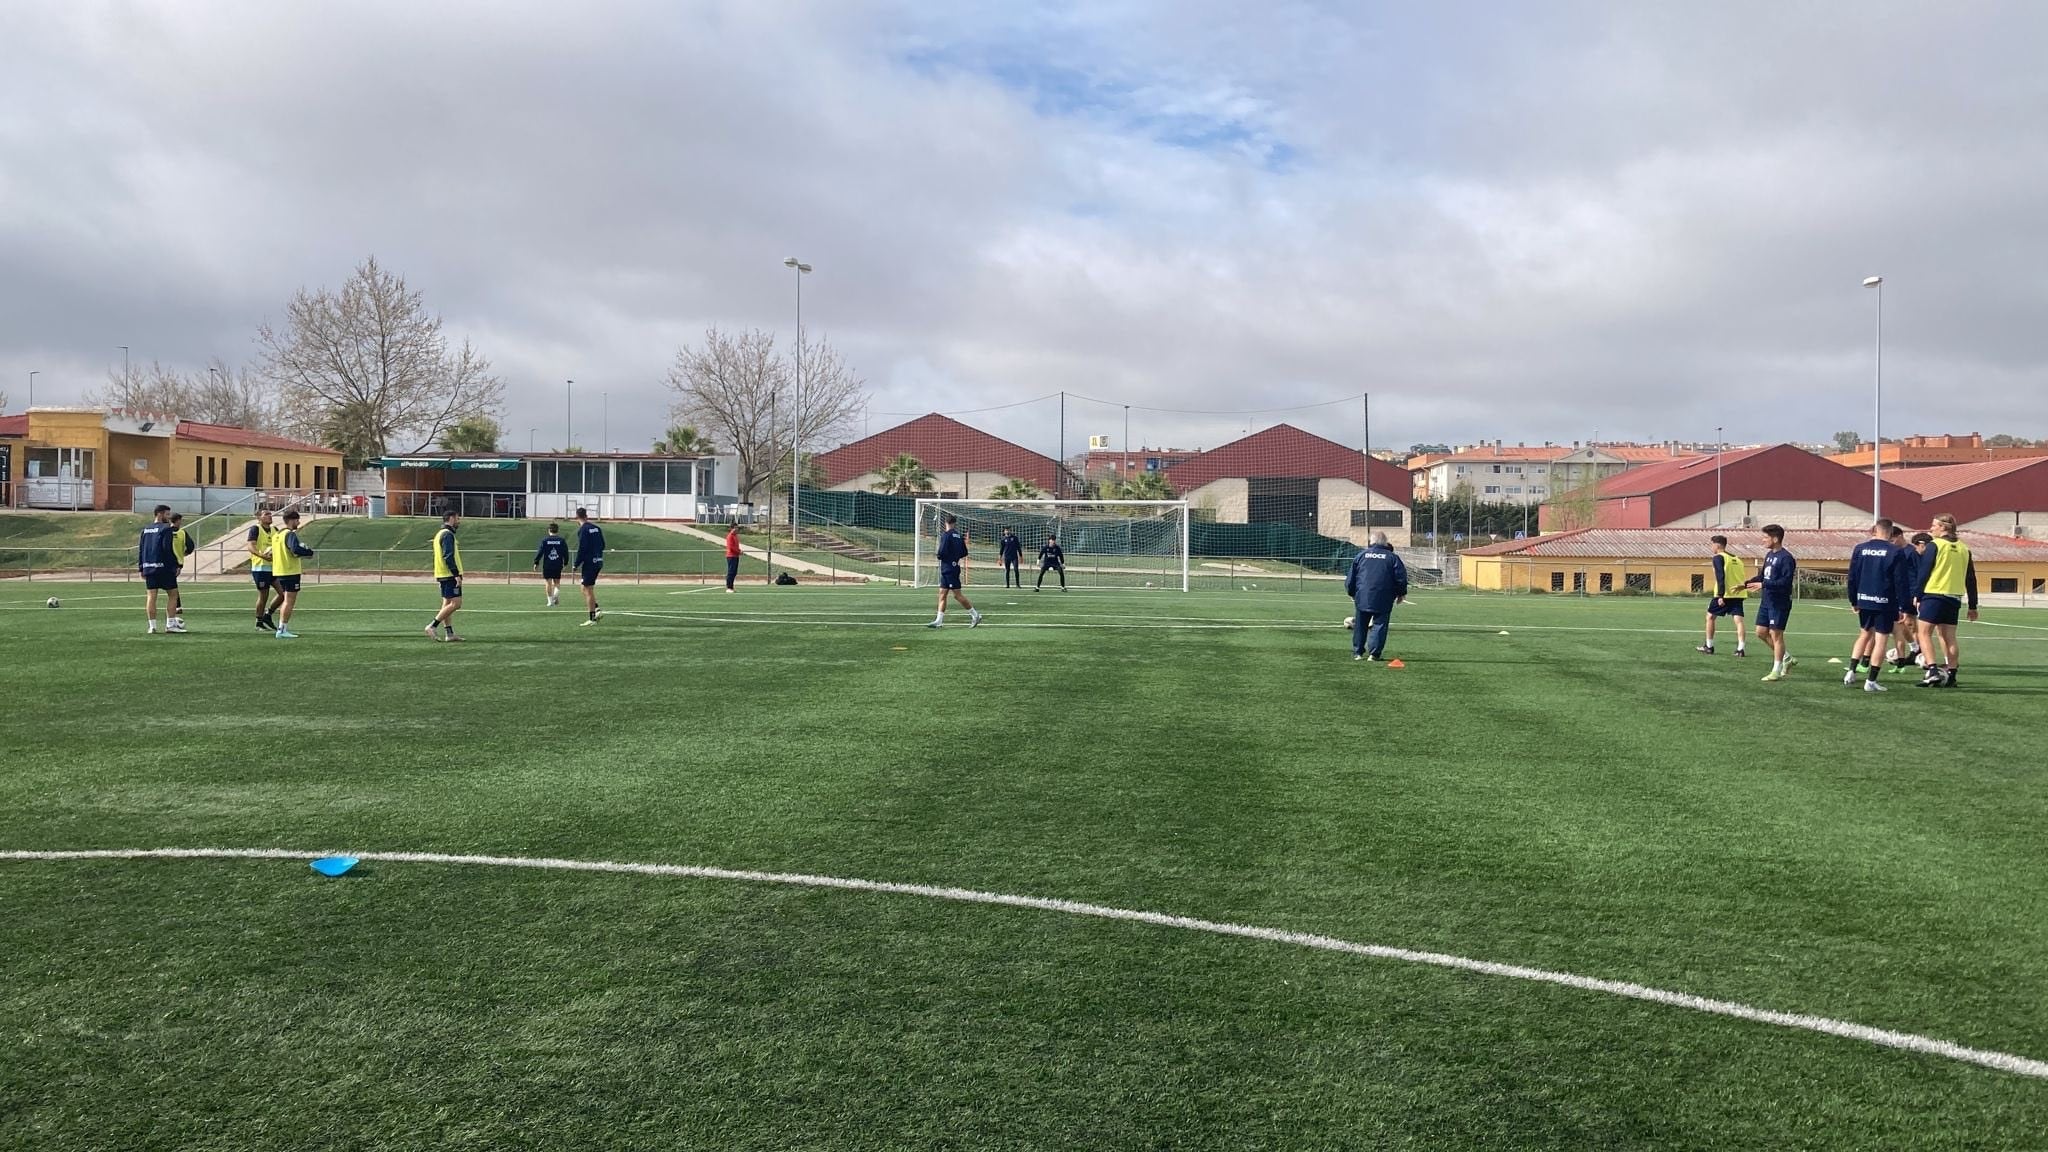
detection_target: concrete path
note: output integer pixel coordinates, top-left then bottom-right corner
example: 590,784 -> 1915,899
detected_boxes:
640,522 -> 890,581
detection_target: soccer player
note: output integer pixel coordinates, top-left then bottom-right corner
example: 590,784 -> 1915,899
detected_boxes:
574,506 -> 605,625
1842,519 -> 1905,692
724,522 -> 742,592
269,510 -> 315,639
1913,513 -> 1978,688
1696,534 -> 1747,656
999,528 -> 1023,588
166,512 -> 196,631
1035,532 -> 1066,591
1344,531 -> 1409,661
1743,523 -> 1797,682
533,522 -> 568,606
248,508 -> 278,630
139,504 -> 179,634
1886,524 -> 1923,669
426,511 -> 465,642
928,513 -> 982,628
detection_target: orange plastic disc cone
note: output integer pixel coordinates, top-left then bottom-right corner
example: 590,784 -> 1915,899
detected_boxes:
1386,659 -> 1406,668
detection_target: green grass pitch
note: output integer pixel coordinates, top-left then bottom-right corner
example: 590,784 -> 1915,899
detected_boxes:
3,578 -> 2046,1149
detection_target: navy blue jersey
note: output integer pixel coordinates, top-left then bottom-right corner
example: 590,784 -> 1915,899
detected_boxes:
1755,547 -> 1796,597
999,534 -> 1022,562
1848,539 -> 1903,611
138,522 -> 176,572
1888,545 -> 1917,610
575,522 -> 605,566
535,534 -> 568,567
936,529 -> 968,571
1038,541 -> 1064,567
1345,545 -> 1409,612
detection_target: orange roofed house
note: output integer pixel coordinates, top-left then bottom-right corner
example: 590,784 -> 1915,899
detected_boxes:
0,407 -> 343,511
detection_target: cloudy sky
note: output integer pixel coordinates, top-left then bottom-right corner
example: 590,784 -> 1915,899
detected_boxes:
3,1 -> 2044,457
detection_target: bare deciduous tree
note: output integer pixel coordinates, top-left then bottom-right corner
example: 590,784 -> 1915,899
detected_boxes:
663,326 -> 866,502
257,257 -> 504,456
90,358 -> 279,430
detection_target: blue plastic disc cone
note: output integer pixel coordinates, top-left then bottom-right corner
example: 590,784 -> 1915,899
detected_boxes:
310,856 -> 360,877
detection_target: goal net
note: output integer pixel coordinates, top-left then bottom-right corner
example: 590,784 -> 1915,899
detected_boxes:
913,499 -> 1190,591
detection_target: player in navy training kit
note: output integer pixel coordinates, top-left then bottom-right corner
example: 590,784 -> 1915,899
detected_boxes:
928,514 -> 982,628
138,504 -> 179,635
1743,523 -> 1798,682
999,529 -> 1023,587
1884,520 -> 1916,664
1035,534 -> 1066,590
1842,518 -> 1910,692
574,507 -> 605,625
533,522 -> 568,607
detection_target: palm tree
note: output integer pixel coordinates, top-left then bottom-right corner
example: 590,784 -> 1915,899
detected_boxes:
873,453 -> 936,496
653,424 -> 717,456
987,479 -> 1043,501
1114,471 -> 1174,501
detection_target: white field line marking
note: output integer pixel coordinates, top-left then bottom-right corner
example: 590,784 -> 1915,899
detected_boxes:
4,848 -> 2044,1081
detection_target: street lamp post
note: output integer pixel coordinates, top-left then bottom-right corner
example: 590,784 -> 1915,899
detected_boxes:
566,379 -> 574,452
1863,276 -> 1884,518
27,370 -> 37,407
120,347 -> 130,391
529,428 -> 537,453
784,257 -> 812,542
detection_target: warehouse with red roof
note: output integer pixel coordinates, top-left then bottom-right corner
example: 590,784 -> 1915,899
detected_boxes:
1543,444 -> 1933,533
813,413 -> 1064,499
1884,458 -> 2048,539
1163,424 -> 1412,547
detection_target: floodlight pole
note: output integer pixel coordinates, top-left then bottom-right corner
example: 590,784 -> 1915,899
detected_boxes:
566,379 -> 574,450
785,257 -> 812,543
27,370 -> 37,407
1873,281 -> 1885,512
1361,392 -> 1372,539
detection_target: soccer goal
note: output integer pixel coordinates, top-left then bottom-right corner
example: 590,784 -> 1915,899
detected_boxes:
913,499 -> 1191,591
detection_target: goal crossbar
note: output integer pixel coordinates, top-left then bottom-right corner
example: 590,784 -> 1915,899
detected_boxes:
913,498 -> 1190,592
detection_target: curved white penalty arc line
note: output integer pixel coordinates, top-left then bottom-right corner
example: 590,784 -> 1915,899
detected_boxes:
6,846 -> 2045,1081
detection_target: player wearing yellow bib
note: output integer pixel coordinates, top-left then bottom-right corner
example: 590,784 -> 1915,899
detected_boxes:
165,512 -> 195,632
426,511 -> 465,642
248,508 -> 278,631
269,510 -> 316,639
1696,535 -> 1747,656
1913,513 -> 1977,688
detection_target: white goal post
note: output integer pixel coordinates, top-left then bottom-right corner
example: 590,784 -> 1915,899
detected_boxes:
913,498 -> 1191,591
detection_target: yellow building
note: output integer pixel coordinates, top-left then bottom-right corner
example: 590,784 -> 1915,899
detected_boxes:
1461,528 -> 2048,606
0,407 -> 343,511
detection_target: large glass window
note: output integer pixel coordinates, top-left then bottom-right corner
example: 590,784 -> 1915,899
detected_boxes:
586,463 -> 611,493
559,462 -> 585,492
667,461 -> 693,494
531,461 -> 556,493
616,462 -> 641,494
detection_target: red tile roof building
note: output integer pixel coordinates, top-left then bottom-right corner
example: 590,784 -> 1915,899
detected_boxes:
1162,424 -> 1412,547
1824,433 -> 2048,470
1543,444 -> 1934,533
814,413 -> 1065,498
1883,458 -> 2048,538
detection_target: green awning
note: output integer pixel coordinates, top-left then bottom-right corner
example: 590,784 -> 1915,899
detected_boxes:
373,458 -> 523,470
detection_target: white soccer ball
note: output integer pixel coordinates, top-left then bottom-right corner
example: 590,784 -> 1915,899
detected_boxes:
1344,616 -> 1355,629
1884,646 -> 1899,663
46,597 -> 60,609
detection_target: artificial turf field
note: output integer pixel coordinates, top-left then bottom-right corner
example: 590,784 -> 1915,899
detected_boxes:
2,579 -> 2046,1150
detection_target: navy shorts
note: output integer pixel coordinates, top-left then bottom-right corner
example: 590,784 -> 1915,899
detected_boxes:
1707,597 -> 1745,617
252,570 -> 275,589
275,575 -> 302,594
438,577 -> 463,600
1754,597 -> 1792,630
541,565 -> 564,583
1857,608 -> 1895,634
939,567 -> 963,591
143,569 -> 178,591
1918,594 -> 1961,626
579,561 -> 602,587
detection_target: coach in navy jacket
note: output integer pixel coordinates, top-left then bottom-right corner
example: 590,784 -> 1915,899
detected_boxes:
1344,532 -> 1409,660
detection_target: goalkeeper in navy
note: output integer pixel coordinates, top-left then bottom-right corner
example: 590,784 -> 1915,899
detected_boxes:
1034,533 -> 1067,591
